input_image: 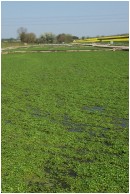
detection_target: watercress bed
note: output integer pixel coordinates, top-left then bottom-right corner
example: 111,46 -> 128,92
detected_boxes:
2,51 -> 129,192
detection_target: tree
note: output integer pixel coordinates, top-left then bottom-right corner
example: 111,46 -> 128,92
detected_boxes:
38,35 -> 46,43
17,27 -> 27,35
72,36 -> 79,40
39,32 -> 56,43
57,33 -> 66,43
65,34 -> 73,43
25,33 -> 36,43
56,33 -> 73,43
17,27 -> 27,43
17,28 -> 36,43
81,36 -> 85,40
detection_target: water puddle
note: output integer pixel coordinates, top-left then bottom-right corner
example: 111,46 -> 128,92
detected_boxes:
82,106 -> 104,113
29,108 -> 43,118
27,106 -> 50,120
44,166 -> 51,174
28,181 -> 45,193
62,114 -> 88,132
119,118 -> 129,128
62,113 -> 110,133
68,128 -> 84,132
59,180 -> 70,189
112,118 -> 129,128
68,169 -> 77,177
62,114 -> 72,126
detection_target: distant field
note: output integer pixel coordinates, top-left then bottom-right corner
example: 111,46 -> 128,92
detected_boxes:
2,51 -> 129,192
2,44 -> 109,52
1,42 -> 24,48
74,35 -> 129,45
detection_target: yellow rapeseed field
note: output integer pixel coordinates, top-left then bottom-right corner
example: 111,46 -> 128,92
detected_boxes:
74,35 -> 129,43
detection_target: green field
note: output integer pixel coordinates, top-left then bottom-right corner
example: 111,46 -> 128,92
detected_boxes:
2,51 -> 129,192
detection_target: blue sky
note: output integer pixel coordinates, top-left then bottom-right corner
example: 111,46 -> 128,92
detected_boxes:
1,1 -> 129,39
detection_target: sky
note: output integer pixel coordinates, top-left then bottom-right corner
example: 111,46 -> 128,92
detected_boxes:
1,1 -> 129,39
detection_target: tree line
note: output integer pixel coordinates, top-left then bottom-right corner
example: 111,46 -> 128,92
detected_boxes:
17,27 -> 79,44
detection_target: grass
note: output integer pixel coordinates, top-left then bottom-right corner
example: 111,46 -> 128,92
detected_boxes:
112,41 -> 129,46
1,42 -> 24,48
2,51 -> 129,192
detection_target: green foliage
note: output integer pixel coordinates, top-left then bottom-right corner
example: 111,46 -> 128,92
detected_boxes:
2,51 -> 129,192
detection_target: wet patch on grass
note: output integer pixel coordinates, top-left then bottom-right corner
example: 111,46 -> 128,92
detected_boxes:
103,127 -> 110,130
27,106 -> 43,118
88,130 -> 96,137
62,113 -> 112,134
68,169 -> 77,177
98,133 -> 107,139
104,140 -> 113,147
17,109 -> 25,113
32,112 -> 43,118
76,157 -> 95,163
27,106 -> 57,124
59,180 -> 70,189
27,179 -> 54,193
82,106 -> 105,113
44,166 -> 51,174
112,117 -> 129,128
62,114 -> 73,126
62,114 -> 87,132
5,120 -> 13,125
44,164 -> 74,191
28,181 -> 45,193
68,128 -> 84,132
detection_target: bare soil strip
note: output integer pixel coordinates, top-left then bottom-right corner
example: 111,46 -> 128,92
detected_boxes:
1,44 -> 129,54
1,50 -> 111,54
